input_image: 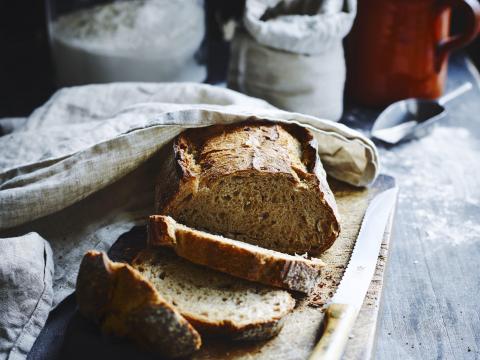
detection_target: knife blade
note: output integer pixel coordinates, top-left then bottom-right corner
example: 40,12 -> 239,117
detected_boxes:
309,187 -> 398,360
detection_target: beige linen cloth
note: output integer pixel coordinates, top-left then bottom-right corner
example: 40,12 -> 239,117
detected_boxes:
0,82 -> 378,359
228,0 -> 356,120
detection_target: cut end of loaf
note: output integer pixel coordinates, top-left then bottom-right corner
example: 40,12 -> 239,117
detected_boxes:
156,121 -> 340,256
166,171 -> 339,255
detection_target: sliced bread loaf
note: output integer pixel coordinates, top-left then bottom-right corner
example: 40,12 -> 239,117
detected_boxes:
148,215 -> 324,293
155,121 -> 340,256
76,251 -> 201,358
132,248 -> 295,341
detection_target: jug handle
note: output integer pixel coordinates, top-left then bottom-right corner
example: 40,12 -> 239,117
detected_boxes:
436,0 -> 480,72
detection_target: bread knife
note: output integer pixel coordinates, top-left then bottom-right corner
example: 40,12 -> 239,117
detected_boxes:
309,187 -> 399,360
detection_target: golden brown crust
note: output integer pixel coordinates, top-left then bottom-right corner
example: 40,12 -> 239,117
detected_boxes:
154,140 -> 192,214
76,251 -> 201,358
76,250 -> 117,322
184,314 -> 288,341
148,215 -> 324,293
155,120 -> 340,255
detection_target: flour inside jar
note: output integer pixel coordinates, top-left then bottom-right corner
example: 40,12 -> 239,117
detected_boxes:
49,0 -> 206,86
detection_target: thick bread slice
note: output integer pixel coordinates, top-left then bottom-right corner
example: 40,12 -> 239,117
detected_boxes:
132,248 -> 295,341
155,121 -> 340,256
148,215 -> 324,293
76,251 -> 201,358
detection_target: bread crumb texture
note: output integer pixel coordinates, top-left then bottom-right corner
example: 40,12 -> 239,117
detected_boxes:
156,121 -> 340,256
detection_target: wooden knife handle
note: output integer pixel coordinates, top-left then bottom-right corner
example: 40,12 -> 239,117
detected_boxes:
308,303 -> 358,360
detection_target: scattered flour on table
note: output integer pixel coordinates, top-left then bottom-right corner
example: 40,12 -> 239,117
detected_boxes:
380,126 -> 480,247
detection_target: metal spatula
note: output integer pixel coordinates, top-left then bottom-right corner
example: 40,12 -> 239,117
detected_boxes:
371,82 -> 472,144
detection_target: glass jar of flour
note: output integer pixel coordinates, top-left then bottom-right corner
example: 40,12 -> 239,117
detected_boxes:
46,0 -> 206,86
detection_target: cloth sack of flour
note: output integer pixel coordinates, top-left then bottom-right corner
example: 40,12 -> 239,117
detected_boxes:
0,82 -> 377,359
228,0 -> 356,121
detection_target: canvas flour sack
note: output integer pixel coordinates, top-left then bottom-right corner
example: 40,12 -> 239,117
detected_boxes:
228,0 -> 356,121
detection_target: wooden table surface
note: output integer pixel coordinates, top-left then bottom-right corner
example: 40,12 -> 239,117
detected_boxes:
343,53 -> 480,360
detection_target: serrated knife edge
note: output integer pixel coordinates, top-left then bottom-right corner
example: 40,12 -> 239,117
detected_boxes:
331,186 -> 399,309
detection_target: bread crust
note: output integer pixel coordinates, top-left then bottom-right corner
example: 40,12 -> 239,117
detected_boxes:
148,215 -> 324,293
76,251 -> 201,358
185,314 -> 288,341
154,120 -> 340,255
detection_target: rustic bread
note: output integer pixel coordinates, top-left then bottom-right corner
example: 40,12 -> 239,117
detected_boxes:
155,121 -> 340,256
76,251 -> 201,358
132,248 -> 295,341
148,215 -> 324,293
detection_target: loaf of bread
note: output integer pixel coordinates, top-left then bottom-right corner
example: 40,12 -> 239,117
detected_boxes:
76,251 -> 201,359
132,248 -> 295,340
148,215 -> 324,293
155,121 -> 340,256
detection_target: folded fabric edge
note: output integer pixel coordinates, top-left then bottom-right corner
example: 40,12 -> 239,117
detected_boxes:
0,107 -> 378,231
243,0 -> 357,55
6,234 -> 54,360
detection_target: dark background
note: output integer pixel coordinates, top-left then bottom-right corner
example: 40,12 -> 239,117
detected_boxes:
0,0 -> 479,118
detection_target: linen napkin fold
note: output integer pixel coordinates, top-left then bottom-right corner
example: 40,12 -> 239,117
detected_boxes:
0,233 -> 53,360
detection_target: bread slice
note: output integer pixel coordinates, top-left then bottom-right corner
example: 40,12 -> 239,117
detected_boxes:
148,215 -> 324,293
132,248 -> 295,341
76,251 -> 201,358
155,121 -> 340,256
